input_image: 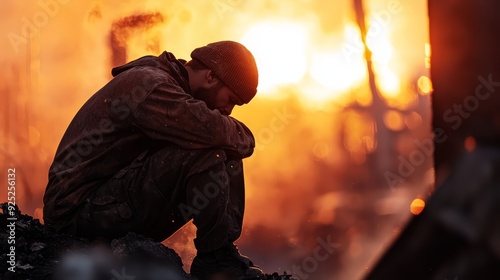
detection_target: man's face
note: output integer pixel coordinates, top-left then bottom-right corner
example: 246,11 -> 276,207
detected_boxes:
193,83 -> 244,116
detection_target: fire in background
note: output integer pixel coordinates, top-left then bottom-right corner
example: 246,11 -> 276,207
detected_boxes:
0,1 -> 430,278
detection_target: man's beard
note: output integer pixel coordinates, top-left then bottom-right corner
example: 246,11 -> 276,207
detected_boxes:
191,83 -> 223,110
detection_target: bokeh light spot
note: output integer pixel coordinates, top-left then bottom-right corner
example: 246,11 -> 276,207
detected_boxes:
464,136 -> 476,152
410,198 -> 426,215
417,75 -> 433,95
383,110 -> 405,131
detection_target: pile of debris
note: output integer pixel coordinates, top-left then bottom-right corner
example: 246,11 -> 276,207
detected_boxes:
0,203 -> 293,280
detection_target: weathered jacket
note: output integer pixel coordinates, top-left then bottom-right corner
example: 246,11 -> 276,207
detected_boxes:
43,51 -> 255,230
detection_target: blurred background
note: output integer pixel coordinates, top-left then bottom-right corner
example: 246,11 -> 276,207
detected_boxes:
0,0 -> 432,279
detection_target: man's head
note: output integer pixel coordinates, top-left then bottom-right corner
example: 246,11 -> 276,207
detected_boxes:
185,41 -> 258,115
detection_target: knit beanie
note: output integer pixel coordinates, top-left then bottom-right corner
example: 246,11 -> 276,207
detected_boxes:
191,41 -> 258,104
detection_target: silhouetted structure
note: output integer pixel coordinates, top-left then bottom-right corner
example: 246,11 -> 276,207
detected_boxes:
109,13 -> 164,68
365,0 -> 500,279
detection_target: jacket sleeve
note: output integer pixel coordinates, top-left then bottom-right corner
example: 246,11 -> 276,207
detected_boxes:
131,81 -> 255,158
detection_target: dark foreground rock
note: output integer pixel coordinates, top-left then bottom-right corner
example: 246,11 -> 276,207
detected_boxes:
0,203 -> 293,280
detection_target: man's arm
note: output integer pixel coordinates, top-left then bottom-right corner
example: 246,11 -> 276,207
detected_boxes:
132,82 -> 255,158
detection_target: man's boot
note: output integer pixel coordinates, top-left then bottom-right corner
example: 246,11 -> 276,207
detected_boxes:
190,244 -> 266,279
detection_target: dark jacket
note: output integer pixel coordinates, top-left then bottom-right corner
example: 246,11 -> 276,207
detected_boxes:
43,51 -> 255,230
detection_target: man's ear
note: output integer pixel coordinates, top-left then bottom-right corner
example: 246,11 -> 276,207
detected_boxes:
205,70 -> 220,87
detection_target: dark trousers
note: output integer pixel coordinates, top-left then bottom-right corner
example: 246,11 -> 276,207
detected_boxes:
70,147 -> 245,253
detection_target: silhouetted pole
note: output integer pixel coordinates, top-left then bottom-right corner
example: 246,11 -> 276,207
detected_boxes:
352,0 -> 394,186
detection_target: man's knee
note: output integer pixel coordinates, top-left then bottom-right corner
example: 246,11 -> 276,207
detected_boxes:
184,157 -> 244,209
184,148 -> 228,176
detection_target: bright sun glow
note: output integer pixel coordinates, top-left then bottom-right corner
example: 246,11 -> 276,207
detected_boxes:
309,23 -> 367,98
310,51 -> 366,94
241,21 -> 309,94
240,19 -> 401,104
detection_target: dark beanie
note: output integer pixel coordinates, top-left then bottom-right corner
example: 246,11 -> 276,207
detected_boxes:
191,41 -> 258,104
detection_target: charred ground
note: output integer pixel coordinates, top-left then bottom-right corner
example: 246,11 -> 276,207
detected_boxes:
0,203 -> 293,280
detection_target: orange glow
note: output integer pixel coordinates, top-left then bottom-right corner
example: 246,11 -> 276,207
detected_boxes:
425,43 -> 431,68
310,50 -> 366,95
34,207 -> 44,224
28,125 -> 41,147
1,1 -> 432,278
366,17 -> 400,97
377,68 -> 400,97
404,112 -> 423,129
313,142 -> 331,159
306,23 -> 367,104
464,136 -> 476,152
240,18 -> 406,105
410,198 -> 426,215
241,21 -> 309,93
383,110 -> 405,131
417,75 -> 433,95
241,21 -> 371,104
312,192 -> 339,224
425,43 -> 431,57
343,111 -> 376,163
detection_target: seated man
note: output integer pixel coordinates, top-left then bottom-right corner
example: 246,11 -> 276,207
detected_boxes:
43,41 -> 264,279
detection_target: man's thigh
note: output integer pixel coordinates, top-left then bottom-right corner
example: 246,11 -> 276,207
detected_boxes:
74,177 -> 136,239
72,150 -> 172,240
72,147 -> 229,241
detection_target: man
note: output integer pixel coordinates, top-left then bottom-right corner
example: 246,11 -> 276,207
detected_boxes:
43,41 -> 264,279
